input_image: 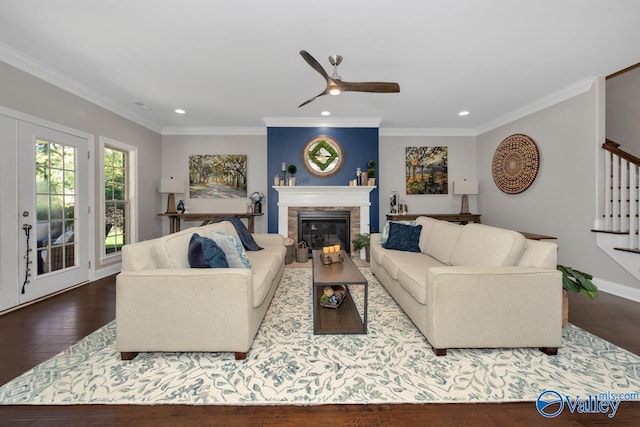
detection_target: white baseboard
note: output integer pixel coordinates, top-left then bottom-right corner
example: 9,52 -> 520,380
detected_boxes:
94,263 -> 121,281
594,277 -> 640,303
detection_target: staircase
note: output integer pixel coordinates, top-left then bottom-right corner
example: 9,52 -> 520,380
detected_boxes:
593,140 -> 640,281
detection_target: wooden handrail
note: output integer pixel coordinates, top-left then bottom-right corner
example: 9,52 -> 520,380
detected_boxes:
604,139 -> 640,167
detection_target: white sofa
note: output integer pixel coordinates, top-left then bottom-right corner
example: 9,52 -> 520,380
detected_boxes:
116,221 -> 285,360
370,216 -> 562,356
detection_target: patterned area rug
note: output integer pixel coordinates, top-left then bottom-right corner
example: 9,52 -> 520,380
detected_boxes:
1,268 -> 639,405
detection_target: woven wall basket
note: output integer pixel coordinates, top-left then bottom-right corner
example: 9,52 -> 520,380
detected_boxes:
491,134 -> 540,194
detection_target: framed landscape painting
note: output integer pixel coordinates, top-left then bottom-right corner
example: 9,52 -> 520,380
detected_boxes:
189,154 -> 247,198
405,146 -> 448,195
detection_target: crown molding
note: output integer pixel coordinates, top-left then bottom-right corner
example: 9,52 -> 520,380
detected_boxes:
161,126 -> 266,136
263,117 -> 381,128
476,76 -> 597,135
0,42 -> 162,134
1,40 -> 597,138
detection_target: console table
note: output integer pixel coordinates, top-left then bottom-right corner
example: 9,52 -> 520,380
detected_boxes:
158,212 -> 263,234
519,232 -> 557,240
386,213 -> 481,224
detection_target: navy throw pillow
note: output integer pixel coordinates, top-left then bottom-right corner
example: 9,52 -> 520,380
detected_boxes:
188,233 -> 229,268
188,233 -> 209,268
383,222 -> 422,252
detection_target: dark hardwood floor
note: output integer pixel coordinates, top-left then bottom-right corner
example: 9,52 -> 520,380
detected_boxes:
1,274 -> 639,426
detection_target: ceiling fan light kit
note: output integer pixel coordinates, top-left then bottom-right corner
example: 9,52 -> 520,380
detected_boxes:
298,50 -> 400,107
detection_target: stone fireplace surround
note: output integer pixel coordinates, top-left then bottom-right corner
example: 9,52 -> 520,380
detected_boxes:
273,186 -> 375,257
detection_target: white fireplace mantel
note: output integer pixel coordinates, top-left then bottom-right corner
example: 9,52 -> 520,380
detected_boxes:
273,186 -> 376,237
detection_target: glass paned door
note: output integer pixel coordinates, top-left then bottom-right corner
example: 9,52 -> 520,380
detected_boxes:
18,122 -> 89,304
36,140 -> 77,273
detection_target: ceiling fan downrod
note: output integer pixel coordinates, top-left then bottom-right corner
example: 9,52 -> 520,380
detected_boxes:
328,55 -> 342,80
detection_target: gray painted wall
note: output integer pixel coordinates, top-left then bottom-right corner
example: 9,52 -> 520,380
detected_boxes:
476,82 -> 639,291
607,66 -> 640,158
378,135 -> 477,223
161,134 -> 269,234
0,62 -> 162,275
2,60 -> 637,295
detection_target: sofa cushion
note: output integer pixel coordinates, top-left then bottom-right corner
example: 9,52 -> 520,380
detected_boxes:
449,224 -> 526,267
208,231 -> 252,269
414,216 -> 440,253
188,233 -> 229,268
380,250 -> 441,280
423,221 -> 463,265
383,222 -> 422,252
517,239 -> 558,269
153,227 -> 199,268
121,239 -> 158,271
397,262 -> 444,305
247,245 -> 284,278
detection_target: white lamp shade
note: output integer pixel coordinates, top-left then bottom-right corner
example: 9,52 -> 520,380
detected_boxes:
159,178 -> 185,194
454,180 -> 478,195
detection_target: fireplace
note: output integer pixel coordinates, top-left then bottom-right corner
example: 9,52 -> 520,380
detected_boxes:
298,211 -> 351,258
273,186 -> 376,259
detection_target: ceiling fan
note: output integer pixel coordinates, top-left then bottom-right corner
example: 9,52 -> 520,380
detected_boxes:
298,50 -> 400,108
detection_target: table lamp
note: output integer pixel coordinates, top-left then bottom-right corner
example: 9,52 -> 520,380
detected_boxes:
159,177 -> 185,214
454,180 -> 478,214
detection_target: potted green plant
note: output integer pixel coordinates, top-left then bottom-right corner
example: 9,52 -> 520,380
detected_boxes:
367,160 -> 376,186
557,265 -> 598,327
287,164 -> 297,186
352,233 -> 371,262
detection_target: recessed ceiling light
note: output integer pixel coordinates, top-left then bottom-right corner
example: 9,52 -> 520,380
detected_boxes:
175,109 -> 186,114
321,111 -> 331,116
458,110 -> 470,116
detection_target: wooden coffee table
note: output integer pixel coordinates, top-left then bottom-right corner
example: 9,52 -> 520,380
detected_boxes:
311,250 -> 368,334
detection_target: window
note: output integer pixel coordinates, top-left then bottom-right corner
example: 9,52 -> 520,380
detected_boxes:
104,146 -> 128,255
100,137 -> 137,261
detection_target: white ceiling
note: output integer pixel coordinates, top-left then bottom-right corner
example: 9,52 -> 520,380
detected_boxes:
1,0 -> 639,134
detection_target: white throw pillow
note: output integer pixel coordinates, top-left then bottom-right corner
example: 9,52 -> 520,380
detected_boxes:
207,231 -> 252,269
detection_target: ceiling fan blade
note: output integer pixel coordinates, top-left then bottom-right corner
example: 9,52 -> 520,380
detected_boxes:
298,88 -> 329,108
298,50 -> 400,107
299,50 -> 330,81
338,81 -> 400,93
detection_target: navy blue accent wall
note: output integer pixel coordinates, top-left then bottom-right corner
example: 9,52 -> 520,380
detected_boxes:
267,127 -> 379,234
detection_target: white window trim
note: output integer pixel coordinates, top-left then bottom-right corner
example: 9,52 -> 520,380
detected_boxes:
99,136 -> 138,263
